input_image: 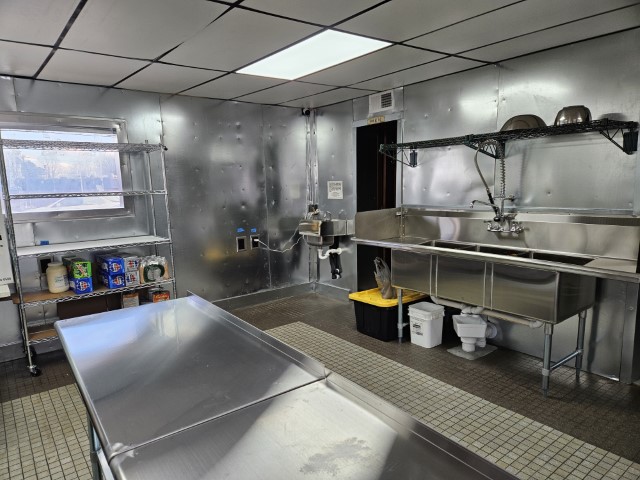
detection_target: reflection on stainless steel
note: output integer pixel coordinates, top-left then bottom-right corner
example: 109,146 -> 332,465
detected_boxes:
58,296 -> 515,480
55,296 -> 325,461
110,376 -> 515,480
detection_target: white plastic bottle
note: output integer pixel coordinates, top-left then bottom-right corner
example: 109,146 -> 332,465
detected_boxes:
46,262 -> 69,293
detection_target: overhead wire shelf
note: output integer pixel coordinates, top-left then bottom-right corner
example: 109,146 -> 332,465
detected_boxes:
380,119 -> 639,159
9,190 -> 167,199
0,139 -> 166,153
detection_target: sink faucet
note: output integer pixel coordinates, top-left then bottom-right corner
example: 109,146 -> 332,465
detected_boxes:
469,139 -> 523,235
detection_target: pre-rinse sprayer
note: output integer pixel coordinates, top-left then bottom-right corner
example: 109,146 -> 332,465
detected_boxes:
470,139 -> 523,234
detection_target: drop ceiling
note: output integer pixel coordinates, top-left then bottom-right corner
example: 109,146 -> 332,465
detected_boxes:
0,0 -> 638,108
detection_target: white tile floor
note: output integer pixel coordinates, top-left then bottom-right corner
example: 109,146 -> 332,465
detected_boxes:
267,322 -> 640,480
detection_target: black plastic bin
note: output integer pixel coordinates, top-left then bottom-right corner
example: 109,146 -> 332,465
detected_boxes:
349,288 -> 428,341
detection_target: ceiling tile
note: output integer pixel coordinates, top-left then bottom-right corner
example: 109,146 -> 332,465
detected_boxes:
241,0 -> 383,25
62,0 -> 227,59
282,88 -> 376,108
300,45 -> 443,86
0,42 -> 52,77
164,9 -> 319,72
237,82 -> 332,104
353,57 -> 484,91
39,50 -> 149,86
408,0 -> 640,54
181,74 -> 284,100
463,6 -> 640,63
0,0 -> 80,44
117,64 -> 224,94
338,0 -> 515,42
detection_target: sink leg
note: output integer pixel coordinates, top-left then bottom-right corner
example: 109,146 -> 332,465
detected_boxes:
87,413 -> 100,480
397,289 -> 403,343
542,323 -> 553,397
575,310 -> 587,382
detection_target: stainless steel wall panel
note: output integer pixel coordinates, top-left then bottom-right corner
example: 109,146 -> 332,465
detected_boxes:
316,101 -> 357,291
0,76 -> 17,111
262,106 -> 309,287
159,96 -> 270,299
496,29 -> 640,212
401,67 -> 500,208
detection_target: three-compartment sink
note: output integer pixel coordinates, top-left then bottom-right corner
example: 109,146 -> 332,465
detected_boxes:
391,240 -> 596,323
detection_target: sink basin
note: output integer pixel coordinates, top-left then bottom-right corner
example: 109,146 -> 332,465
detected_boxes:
530,252 -> 593,265
430,240 -> 476,250
477,246 -> 529,257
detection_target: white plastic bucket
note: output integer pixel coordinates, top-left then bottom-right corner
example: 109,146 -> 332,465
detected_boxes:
409,302 -> 444,348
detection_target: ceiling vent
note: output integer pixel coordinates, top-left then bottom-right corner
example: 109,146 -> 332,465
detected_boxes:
369,90 -> 394,114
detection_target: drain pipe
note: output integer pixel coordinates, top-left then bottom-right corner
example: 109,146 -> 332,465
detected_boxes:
430,296 -> 544,329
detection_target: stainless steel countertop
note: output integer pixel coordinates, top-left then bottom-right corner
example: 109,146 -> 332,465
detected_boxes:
57,295 -> 515,480
110,375 -> 514,480
354,237 -> 640,283
55,296 -> 326,461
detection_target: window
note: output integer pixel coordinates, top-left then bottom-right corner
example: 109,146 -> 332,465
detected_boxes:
1,129 -> 125,214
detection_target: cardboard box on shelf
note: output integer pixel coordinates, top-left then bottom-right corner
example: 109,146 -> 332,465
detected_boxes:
100,272 -> 125,289
147,289 -> 170,303
62,256 -> 92,279
96,254 -> 126,275
122,292 -> 139,308
115,252 -> 140,272
69,277 -> 93,295
124,270 -> 140,287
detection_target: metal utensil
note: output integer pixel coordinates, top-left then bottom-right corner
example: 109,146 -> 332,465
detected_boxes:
500,114 -> 546,131
554,105 -> 592,125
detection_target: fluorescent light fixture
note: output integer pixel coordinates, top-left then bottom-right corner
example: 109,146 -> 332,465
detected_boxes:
237,30 -> 390,80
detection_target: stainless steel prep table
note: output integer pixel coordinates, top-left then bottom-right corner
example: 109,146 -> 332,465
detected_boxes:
56,295 -> 515,480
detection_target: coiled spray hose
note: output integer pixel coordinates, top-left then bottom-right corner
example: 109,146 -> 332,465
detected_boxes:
473,139 -> 505,220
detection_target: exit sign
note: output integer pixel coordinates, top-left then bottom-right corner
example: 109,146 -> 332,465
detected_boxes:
367,115 -> 385,125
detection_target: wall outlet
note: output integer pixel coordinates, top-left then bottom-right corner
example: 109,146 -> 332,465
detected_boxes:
236,236 -> 247,252
250,235 -> 260,249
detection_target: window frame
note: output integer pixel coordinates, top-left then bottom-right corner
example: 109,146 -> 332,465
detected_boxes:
0,112 -> 136,223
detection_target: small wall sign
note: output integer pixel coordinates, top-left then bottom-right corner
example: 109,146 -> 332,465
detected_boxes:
327,181 -> 343,200
367,115 -> 385,125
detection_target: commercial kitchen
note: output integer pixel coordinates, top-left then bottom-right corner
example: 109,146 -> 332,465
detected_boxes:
1,1 -> 640,479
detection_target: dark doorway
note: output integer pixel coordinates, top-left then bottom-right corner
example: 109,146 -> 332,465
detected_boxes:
356,120 -> 397,291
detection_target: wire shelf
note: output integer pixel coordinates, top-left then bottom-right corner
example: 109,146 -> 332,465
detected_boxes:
0,139 -> 165,153
18,278 -> 175,307
9,190 -> 167,200
16,235 -> 171,257
380,119 -> 639,158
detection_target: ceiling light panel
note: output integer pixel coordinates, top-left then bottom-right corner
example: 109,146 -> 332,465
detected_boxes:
236,82 -> 332,104
408,0 -> 640,54
0,42 -> 52,77
282,87 -> 376,108
0,0 -> 79,44
39,51 -> 149,86
164,9 -> 319,72
242,0 -> 383,25
339,0 -> 515,42
300,45 -> 443,86
181,74 -> 284,100
464,6 -> 640,63
118,64 -> 224,94
62,0 -> 227,59
238,30 -> 390,80
353,57 -> 484,91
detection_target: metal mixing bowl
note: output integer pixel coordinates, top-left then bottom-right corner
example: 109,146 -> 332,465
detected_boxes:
500,114 -> 546,131
554,105 -> 592,126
